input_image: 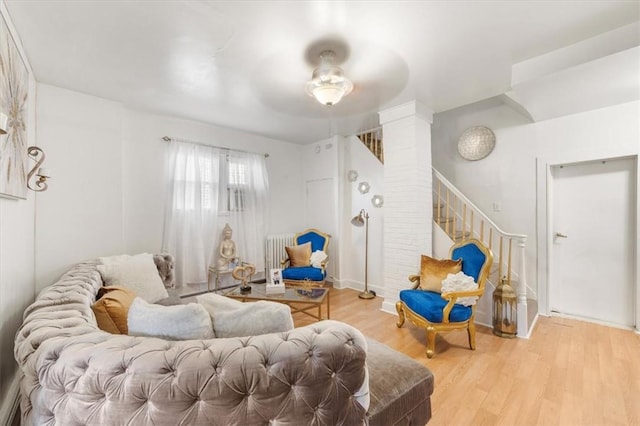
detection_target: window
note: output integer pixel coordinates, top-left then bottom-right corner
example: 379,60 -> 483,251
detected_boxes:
171,146 -> 265,215
163,140 -> 269,286
174,152 -> 217,211
226,159 -> 247,212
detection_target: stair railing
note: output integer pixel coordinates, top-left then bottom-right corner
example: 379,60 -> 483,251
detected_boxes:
433,168 -> 529,337
356,127 -> 384,164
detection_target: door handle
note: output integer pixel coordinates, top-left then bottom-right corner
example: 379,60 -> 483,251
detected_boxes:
555,232 -> 568,238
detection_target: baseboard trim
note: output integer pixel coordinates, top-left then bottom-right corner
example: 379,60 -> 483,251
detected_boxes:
381,300 -> 396,315
0,371 -> 20,426
336,279 -> 383,298
550,311 -> 634,331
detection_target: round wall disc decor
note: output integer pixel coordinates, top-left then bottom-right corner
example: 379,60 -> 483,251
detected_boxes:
457,126 -> 496,161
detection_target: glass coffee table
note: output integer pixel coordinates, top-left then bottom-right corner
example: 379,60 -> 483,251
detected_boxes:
225,284 -> 330,321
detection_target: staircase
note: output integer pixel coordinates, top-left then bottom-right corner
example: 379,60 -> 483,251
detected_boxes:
433,168 -> 531,337
357,127 -> 383,164
352,128 -> 533,337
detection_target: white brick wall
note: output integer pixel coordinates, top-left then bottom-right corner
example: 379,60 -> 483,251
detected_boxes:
379,102 -> 433,314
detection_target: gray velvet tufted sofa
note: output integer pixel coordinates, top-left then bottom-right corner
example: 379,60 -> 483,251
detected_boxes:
14,257 -> 433,425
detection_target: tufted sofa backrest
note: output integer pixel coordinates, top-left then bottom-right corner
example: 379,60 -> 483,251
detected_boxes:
15,260 -> 369,425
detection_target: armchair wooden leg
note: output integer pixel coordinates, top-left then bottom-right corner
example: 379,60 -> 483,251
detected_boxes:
425,327 -> 437,359
468,321 -> 476,350
395,301 -> 406,328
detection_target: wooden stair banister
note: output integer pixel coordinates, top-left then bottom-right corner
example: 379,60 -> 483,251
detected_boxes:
356,127 -> 384,164
432,167 -> 530,337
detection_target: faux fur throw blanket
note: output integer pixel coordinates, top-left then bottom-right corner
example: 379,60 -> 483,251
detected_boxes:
197,293 -> 294,338
441,272 -> 479,306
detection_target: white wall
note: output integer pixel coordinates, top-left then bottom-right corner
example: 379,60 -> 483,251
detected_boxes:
432,99 -> 639,318
121,109 -> 306,258
338,136 -> 384,294
301,136 -> 341,281
34,85 -> 306,291
35,84 -> 125,289
0,4 -> 37,422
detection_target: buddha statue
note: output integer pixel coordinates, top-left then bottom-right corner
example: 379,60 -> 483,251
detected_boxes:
216,223 -> 238,271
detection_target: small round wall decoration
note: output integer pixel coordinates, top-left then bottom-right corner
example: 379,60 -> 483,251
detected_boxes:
457,126 -> 496,161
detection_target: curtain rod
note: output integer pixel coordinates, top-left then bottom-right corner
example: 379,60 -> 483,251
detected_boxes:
161,136 -> 269,158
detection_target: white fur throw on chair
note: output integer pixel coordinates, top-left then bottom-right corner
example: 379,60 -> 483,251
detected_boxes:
441,272 -> 479,306
197,293 -> 294,338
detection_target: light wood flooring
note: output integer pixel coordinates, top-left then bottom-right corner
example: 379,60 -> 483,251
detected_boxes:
293,287 -> 640,426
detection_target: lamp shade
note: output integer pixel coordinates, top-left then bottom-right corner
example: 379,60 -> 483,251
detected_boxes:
351,209 -> 367,227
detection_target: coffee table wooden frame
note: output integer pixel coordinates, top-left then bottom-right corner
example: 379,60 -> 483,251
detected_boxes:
226,284 -> 330,321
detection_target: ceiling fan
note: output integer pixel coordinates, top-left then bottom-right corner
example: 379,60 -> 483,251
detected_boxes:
305,49 -> 353,107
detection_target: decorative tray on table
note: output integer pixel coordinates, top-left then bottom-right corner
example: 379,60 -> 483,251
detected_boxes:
296,288 -> 325,298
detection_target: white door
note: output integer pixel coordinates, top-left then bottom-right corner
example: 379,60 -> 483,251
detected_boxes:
306,178 -> 336,279
550,157 -> 636,327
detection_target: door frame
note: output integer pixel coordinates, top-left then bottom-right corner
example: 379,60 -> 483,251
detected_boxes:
536,154 -> 639,331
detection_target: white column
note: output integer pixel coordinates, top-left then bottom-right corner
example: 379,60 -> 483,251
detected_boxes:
379,101 -> 434,314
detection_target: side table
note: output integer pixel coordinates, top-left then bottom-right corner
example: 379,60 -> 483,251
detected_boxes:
207,261 -> 254,292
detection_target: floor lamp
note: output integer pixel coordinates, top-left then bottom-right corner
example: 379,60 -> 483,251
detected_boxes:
351,209 -> 376,299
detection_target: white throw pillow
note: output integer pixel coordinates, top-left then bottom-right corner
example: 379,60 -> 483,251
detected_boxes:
197,293 -> 294,338
99,252 -> 150,265
127,297 -> 215,340
97,253 -> 169,303
441,271 -> 479,306
310,250 -> 328,268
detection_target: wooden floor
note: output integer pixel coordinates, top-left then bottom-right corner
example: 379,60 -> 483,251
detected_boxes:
293,287 -> 640,426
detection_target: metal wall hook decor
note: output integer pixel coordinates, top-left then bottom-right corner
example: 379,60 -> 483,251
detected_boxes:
27,146 -> 50,192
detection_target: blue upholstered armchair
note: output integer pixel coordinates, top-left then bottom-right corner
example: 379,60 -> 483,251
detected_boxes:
281,229 -> 330,286
396,239 -> 493,358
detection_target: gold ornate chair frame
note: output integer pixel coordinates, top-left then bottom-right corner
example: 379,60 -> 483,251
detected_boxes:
280,228 -> 331,287
396,239 -> 494,358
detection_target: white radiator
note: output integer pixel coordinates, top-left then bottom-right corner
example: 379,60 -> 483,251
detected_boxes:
264,233 -> 295,274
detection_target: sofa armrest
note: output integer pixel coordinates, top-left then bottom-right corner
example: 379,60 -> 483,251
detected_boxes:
19,320 -> 369,426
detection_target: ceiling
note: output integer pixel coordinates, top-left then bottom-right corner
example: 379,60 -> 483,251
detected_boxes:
5,1 -> 639,144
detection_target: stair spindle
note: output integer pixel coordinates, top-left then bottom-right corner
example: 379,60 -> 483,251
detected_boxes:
498,237 -> 503,280
453,197 -> 457,239
507,238 -> 512,284
462,203 -> 467,241
446,189 -> 451,235
437,180 -> 442,224
470,210 -> 474,240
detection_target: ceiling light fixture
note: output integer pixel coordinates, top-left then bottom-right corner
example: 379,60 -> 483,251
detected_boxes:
305,50 -> 353,106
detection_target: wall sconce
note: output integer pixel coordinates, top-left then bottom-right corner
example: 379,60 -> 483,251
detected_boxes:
371,194 -> 384,208
0,113 -> 8,135
357,181 -> 370,194
27,146 -> 50,192
458,126 -> 496,161
347,170 -> 358,182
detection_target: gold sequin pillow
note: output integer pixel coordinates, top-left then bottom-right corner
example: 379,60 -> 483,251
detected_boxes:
419,255 -> 463,293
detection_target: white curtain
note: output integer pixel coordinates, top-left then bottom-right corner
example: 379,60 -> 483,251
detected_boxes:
162,142 -> 221,287
226,151 -> 270,272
